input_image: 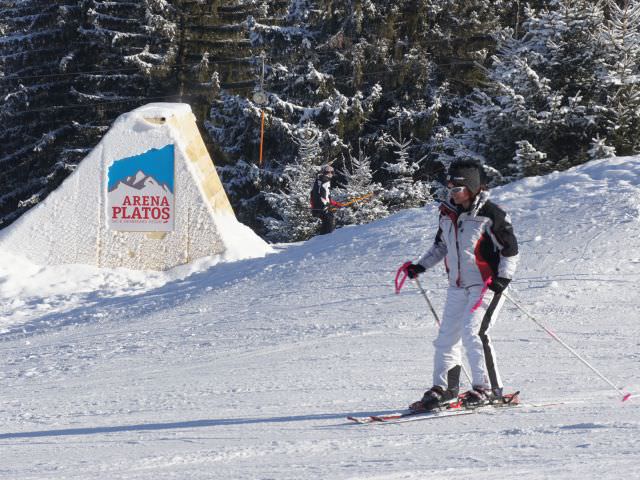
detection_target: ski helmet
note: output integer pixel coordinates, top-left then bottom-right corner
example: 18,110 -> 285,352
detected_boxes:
447,160 -> 483,195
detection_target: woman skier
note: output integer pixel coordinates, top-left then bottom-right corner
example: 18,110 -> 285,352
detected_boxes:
406,159 -> 519,411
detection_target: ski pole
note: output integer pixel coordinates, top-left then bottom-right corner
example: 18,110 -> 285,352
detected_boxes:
413,277 -> 441,327
329,192 -> 375,212
414,277 -> 473,385
340,192 -> 374,208
503,291 -> 632,403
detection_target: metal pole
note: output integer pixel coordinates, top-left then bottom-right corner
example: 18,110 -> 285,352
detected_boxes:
414,277 -> 473,385
414,277 -> 441,327
259,109 -> 265,166
258,54 -> 266,167
503,291 -> 632,402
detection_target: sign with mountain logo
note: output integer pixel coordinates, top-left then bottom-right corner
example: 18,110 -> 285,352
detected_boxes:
107,144 -> 175,232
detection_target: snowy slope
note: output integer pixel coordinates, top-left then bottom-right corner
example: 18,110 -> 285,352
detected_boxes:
1,157 -> 639,479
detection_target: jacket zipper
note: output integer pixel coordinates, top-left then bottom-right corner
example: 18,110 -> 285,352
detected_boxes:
442,203 -> 462,287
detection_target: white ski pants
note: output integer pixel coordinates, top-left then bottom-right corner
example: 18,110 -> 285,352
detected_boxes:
433,285 -> 506,391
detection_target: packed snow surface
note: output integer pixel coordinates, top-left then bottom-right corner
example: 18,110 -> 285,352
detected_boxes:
1,157 -> 639,479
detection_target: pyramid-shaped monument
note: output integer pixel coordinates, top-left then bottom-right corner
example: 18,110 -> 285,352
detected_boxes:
0,103 -> 270,270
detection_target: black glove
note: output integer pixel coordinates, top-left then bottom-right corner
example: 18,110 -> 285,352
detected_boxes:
489,277 -> 511,294
407,263 -> 426,279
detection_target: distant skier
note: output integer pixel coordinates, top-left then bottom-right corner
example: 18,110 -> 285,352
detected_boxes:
310,164 -> 343,234
406,159 -> 519,411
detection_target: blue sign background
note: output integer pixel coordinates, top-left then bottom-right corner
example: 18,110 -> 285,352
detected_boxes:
108,144 -> 175,192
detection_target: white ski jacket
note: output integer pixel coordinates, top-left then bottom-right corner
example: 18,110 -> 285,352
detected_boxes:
418,192 -> 519,288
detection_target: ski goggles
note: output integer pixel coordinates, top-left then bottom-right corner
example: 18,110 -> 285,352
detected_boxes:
448,185 -> 467,194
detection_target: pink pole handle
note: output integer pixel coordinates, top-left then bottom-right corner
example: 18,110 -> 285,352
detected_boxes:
395,261 -> 412,294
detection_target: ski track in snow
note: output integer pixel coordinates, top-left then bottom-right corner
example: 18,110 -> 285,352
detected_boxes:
1,157 -> 640,479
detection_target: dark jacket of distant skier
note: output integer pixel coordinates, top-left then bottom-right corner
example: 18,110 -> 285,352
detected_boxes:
310,165 -> 342,234
419,192 -> 518,286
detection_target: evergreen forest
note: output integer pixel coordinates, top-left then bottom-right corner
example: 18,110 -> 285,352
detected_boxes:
2,0 -> 639,241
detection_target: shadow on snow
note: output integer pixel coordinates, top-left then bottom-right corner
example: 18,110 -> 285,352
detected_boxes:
0,409 -> 397,439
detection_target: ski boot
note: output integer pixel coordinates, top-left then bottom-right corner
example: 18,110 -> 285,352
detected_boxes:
459,387 -> 504,408
409,386 -> 458,412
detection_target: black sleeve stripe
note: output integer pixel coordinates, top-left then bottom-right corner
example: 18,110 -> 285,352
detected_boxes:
435,226 -> 443,245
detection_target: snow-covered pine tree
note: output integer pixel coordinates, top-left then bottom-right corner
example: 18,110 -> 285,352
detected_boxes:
176,0 -> 269,121
209,1 -> 389,235
72,0 -> 178,125
600,0 -> 640,156
450,0 -> 611,178
588,135 -> 617,160
414,0 -> 510,91
207,91 -> 281,231
361,0 -> 513,185
336,145 -> 388,225
509,140 -> 550,180
379,122 -> 432,211
0,0 -> 81,226
260,123 -> 329,242
214,0 -> 503,231
0,0 -> 179,228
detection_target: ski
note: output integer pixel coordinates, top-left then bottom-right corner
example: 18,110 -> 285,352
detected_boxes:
347,391 -> 521,424
347,407 -> 473,424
